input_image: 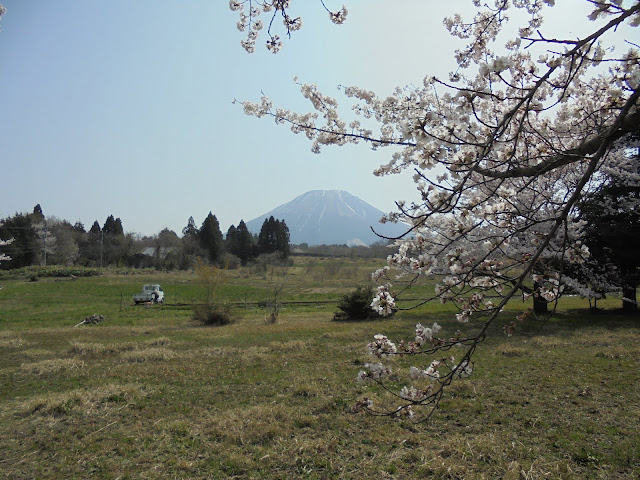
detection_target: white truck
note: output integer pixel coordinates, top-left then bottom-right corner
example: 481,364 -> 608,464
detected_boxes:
133,284 -> 165,304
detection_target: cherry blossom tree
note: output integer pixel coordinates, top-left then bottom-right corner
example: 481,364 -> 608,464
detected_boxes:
233,1 -> 640,420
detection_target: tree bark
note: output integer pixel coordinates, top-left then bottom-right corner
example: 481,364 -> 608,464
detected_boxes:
622,284 -> 637,313
533,281 -> 549,315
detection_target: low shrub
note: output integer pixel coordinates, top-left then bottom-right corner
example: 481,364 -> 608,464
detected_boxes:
193,302 -> 233,326
0,265 -> 102,280
221,253 -> 242,270
333,286 -> 376,321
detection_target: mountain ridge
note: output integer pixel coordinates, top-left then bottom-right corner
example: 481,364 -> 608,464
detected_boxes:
245,190 -> 407,246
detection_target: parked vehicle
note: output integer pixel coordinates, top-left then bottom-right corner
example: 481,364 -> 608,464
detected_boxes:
133,284 -> 164,304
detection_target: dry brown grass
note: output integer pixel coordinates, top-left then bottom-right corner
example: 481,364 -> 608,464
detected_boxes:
20,358 -> 85,375
11,383 -> 153,418
68,341 -> 139,355
0,333 -> 27,349
120,347 -> 177,363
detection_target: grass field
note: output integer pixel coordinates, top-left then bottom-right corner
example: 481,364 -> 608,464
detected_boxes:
1,258 -> 639,479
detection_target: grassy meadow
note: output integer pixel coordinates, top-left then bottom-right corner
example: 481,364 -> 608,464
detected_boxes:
0,257 -> 639,479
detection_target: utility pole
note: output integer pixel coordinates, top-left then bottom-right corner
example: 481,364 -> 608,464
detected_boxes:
43,221 -> 47,266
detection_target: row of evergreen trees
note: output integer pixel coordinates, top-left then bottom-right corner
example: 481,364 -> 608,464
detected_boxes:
0,205 -> 290,270
0,205 -> 132,269
185,213 -> 290,266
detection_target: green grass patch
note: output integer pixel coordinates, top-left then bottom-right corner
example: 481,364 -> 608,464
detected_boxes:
0,258 -> 638,478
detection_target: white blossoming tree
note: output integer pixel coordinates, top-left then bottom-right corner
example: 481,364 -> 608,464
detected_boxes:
232,1 -> 640,420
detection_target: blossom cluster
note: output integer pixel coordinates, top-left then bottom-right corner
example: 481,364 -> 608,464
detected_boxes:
409,361 -> 441,380
415,322 -> 441,346
399,385 -> 429,402
229,0 -> 346,53
0,222 -> 11,263
355,323 -> 480,419
356,362 -> 392,384
367,334 -> 397,358
370,286 -> 395,316
532,273 -> 564,303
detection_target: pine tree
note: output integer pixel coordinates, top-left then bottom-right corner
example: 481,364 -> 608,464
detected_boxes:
199,212 -> 224,264
227,220 -> 255,265
101,215 -> 126,266
225,225 -> 238,255
89,221 -> 101,234
75,221 -> 101,266
72,221 -> 86,234
31,204 -> 45,223
235,220 -> 255,265
276,219 -> 290,258
257,217 -> 278,255
114,218 -> 124,236
102,215 -> 123,236
257,217 -> 290,258
182,216 -> 199,237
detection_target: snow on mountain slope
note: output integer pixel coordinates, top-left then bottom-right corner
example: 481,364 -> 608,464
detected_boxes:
245,190 -> 407,246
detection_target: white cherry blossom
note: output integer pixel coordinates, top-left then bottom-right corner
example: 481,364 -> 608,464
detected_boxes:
236,0 -> 640,421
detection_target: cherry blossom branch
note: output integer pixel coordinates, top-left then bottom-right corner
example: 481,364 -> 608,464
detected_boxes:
473,88 -> 640,179
229,0 -> 346,53
235,0 -> 640,421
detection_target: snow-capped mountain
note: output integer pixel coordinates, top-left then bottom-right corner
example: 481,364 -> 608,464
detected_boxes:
245,190 -> 408,246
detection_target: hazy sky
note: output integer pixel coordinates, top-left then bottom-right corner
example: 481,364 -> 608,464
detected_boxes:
0,1 -> 632,236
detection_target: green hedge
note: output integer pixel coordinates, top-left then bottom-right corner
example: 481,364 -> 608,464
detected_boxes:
0,265 -> 103,280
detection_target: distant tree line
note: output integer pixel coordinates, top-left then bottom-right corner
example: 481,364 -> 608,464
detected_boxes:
0,205 -> 293,271
292,242 -> 392,259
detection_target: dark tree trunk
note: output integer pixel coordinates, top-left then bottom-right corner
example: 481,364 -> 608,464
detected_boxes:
533,281 -> 548,314
622,284 -> 637,313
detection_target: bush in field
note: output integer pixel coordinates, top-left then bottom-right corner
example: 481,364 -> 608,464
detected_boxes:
193,302 -> 233,326
221,253 -> 241,270
193,260 -> 233,326
0,265 -> 103,280
264,261 -> 289,324
334,287 -> 377,321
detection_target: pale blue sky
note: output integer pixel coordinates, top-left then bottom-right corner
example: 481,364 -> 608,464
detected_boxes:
0,1 -> 631,236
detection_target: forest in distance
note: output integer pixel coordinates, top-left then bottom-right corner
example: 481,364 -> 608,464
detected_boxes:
0,204 -> 395,272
